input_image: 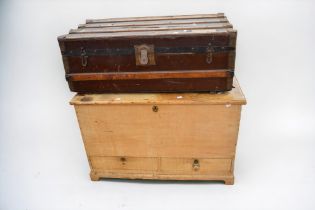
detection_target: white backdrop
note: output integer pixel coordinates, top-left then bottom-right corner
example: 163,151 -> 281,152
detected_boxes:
0,0 -> 314,209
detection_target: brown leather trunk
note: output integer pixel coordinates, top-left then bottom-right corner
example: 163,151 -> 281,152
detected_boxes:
58,13 -> 237,93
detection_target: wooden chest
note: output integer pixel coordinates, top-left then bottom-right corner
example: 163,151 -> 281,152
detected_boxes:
59,13 -> 236,93
70,78 -> 246,184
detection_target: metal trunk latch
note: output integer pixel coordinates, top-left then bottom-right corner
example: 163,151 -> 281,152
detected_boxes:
134,44 -> 156,66
81,47 -> 88,67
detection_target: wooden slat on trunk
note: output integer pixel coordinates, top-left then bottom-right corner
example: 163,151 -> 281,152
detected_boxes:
80,17 -> 228,28
63,28 -> 235,39
86,13 -> 225,23
67,70 -> 232,81
70,23 -> 232,34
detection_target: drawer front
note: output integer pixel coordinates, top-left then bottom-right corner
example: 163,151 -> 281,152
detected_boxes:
160,158 -> 232,174
90,156 -> 158,171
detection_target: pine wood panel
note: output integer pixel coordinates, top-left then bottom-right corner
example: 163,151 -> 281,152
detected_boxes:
74,104 -> 241,158
90,156 -> 158,171
72,78 -> 246,184
88,157 -> 233,184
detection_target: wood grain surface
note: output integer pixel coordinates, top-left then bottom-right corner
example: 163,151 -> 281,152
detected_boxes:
70,77 -> 245,105
71,78 -> 246,184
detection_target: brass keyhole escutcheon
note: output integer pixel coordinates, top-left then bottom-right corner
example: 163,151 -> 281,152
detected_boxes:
193,159 -> 200,171
134,44 -> 156,66
152,105 -> 159,112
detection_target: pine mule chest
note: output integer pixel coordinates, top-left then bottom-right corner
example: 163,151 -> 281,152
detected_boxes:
58,13 -> 236,93
70,78 -> 246,185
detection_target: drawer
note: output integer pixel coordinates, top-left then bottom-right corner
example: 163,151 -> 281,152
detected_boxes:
160,158 -> 232,174
90,156 -> 158,171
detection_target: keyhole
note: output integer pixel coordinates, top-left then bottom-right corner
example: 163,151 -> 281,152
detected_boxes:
152,105 -> 159,112
120,157 -> 126,165
192,159 -> 200,171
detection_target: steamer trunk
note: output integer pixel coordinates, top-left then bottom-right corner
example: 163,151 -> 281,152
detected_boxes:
58,13 -> 237,93
70,78 -> 246,184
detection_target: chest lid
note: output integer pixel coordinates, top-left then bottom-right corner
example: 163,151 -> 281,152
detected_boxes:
59,13 -> 235,40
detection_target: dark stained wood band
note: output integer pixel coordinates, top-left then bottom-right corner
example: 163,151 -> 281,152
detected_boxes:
68,70 -> 233,81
